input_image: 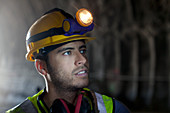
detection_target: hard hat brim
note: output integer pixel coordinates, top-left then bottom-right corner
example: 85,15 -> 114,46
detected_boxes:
26,34 -> 95,61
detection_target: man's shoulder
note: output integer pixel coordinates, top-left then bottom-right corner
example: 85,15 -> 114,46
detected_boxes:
6,90 -> 44,113
113,99 -> 131,113
6,99 -> 37,113
94,91 -> 130,113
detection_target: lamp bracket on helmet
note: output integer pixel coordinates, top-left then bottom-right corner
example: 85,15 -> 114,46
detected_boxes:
62,8 -> 94,36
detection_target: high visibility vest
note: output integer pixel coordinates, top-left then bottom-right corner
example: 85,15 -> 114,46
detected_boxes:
6,89 -> 114,113
95,92 -> 113,113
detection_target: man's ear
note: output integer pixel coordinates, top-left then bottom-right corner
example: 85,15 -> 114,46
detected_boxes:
35,59 -> 47,76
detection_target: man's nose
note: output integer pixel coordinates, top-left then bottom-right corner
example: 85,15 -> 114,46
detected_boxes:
75,52 -> 87,66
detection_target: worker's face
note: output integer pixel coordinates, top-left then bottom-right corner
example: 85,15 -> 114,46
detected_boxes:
46,41 -> 89,91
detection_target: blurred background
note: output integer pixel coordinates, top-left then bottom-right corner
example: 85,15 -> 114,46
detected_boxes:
0,0 -> 169,113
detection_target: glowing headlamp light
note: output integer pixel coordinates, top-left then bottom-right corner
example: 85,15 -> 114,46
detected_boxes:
76,8 -> 93,27
63,8 -> 94,35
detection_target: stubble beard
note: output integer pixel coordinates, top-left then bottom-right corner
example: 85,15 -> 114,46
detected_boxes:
47,63 -> 89,92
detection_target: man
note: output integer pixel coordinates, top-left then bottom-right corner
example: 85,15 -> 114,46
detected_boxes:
7,8 -> 130,113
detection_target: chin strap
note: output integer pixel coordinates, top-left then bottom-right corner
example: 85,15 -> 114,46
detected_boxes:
75,93 -> 83,113
59,99 -> 71,113
59,93 -> 83,113
50,93 -> 83,113
50,90 -> 95,113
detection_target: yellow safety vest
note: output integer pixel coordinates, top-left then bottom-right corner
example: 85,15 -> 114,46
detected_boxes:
6,89 -> 114,113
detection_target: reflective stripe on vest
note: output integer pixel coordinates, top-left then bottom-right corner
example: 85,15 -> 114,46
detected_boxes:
95,92 -> 113,113
6,99 -> 38,113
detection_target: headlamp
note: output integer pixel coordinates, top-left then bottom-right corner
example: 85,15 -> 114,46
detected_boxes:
63,8 -> 94,36
76,8 -> 93,27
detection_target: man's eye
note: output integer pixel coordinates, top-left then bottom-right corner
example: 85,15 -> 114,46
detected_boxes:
63,51 -> 71,55
80,49 -> 86,54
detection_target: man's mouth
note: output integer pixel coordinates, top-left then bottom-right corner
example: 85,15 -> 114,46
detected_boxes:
75,70 -> 88,77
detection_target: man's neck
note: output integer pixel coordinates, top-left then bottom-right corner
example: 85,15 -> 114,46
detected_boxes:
43,85 -> 79,108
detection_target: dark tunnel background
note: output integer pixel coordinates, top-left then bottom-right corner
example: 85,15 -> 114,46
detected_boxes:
0,0 -> 170,113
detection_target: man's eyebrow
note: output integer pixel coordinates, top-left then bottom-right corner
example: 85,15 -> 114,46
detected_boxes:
79,45 -> 86,49
57,45 -> 86,53
57,47 -> 74,53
